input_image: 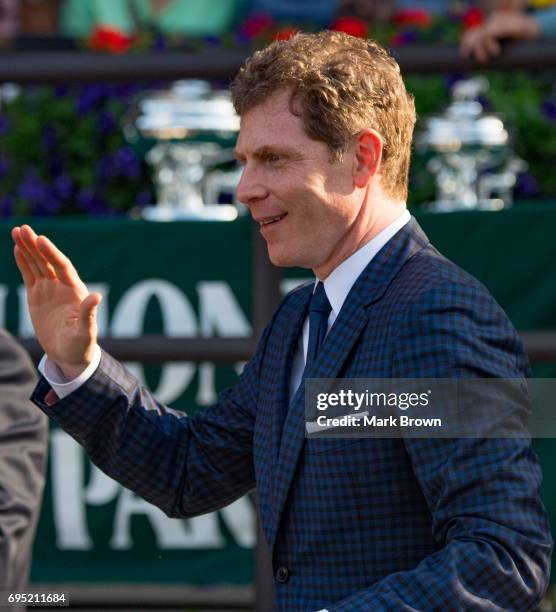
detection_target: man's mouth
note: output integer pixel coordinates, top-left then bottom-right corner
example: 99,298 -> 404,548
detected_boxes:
259,213 -> 287,227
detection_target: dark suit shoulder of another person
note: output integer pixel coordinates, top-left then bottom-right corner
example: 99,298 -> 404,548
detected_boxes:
0,329 -> 48,591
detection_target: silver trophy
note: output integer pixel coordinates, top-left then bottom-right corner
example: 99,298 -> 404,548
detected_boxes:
417,77 -> 526,212
124,80 -> 241,220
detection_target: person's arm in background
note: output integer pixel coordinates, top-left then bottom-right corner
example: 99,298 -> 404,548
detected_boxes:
460,4 -> 556,62
0,329 -> 48,591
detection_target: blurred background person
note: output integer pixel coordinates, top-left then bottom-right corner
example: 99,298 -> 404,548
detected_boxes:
0,329 -> 48,595
461,0 -> 556,61
60,0 -> 240,40
246,0 -> 340,25
0,0 -> 18,45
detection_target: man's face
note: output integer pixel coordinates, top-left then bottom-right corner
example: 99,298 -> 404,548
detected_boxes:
235,90 -> 363,277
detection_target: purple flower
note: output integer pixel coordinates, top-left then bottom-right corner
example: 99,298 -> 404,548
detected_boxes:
542,100 -> 556,122
235,29 -> 251,45
113,146 -> 140,179
153,34 -> 167,52
76,84 -> 107,115
203,35 -> 221,48
0,155 -> 9,179
54,174 -> 73,200
445,73 -> 465,93
105,83 -> 137,100
0,115 -> 9,135
97,110 -> 117,135
135,188 -> 152,208
96,157 -> 112,181
77,187 -> 108,215
32,191 -> 62,217
0,195 -> 14,217
48,156 -> 64,176
19,169 -> 49,203
41,126 -> 58,151
391,30 -> 418,46
514,171 -> 539,198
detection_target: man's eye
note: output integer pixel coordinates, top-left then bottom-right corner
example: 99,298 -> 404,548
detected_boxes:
268,154 -> 281,163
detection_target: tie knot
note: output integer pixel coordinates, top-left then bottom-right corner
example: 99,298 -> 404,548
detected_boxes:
309,281 -> 332,316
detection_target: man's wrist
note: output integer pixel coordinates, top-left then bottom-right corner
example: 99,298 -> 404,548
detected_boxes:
38,345 -> 102,400
57,360 -> 93,380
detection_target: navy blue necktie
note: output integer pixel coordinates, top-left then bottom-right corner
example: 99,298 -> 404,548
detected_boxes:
305,281 -> 332,373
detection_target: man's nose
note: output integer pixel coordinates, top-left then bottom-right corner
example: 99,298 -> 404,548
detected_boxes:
236,164 -> 267,206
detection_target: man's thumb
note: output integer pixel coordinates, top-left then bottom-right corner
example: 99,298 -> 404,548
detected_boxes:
80,293 -> 102,328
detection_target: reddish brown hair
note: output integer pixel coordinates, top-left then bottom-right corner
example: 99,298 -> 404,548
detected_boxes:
231,30 -> 416,201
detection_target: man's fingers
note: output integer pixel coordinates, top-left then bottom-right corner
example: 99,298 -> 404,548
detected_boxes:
484,35 -> 501,58
79,293 -> 102,331
460,29 -> 478,58
472,39 -> 490,63
36,234 -> 83,287
12,226 -> 44,280
13,245 -> 36,287
18,225 -> 56,279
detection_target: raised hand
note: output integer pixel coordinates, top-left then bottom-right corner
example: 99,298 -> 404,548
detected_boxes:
12,225 -> 102,379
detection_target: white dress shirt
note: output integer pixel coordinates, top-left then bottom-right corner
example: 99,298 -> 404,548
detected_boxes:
288,209 -> 411,402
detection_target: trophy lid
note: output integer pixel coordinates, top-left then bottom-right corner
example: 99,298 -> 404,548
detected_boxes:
125,80 -> 240,141
417,77 -> 509,152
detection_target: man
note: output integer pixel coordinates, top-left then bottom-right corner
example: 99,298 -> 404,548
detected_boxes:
12,31 -> 552,610
0,329 -> 48,593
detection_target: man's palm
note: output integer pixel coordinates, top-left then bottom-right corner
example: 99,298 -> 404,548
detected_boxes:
12,225 -> 101,377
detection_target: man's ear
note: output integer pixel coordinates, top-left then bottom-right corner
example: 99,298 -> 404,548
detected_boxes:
353,130 -> 383,188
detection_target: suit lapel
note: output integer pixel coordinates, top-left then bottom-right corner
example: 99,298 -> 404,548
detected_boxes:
270,284 -> 312,467
267,217 -> 430,550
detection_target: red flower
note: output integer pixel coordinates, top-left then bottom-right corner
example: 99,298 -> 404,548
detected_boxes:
393,9 -> 432,28
241,12 -> 274,40
272,27 -> 299,42
461,7 -> 485,30
330,17 -> 369,39
87,25 -> 134,54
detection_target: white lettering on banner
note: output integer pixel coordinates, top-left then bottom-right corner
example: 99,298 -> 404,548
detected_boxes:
17,285 -> 34,337
87,283 -> 110,336
111,489 -> 225,550
0,284 -> 7,328
110,280 -> 197,404
50,430 -> 93,550
196,281 -> 251,405
219,497 -> 256,547
84,460 -> 120,505
50,429 -> 256,551
280,278 -> 310,295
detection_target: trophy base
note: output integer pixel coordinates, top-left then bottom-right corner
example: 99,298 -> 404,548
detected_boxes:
141,204 -> 238,222
424,198 -> 509,213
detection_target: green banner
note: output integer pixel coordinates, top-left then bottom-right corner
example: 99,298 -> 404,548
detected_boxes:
1,203 -> 556,585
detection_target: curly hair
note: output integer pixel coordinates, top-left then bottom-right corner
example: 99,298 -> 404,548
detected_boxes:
231,30 -> 416,201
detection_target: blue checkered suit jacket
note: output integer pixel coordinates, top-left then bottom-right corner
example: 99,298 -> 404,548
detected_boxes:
33,218 -> 552,611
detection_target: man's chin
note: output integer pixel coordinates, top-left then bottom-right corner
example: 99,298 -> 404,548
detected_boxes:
267,247 -> 313,270
267,247 -> 300,269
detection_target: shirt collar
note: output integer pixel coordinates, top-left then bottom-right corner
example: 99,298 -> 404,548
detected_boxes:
315,209 -> 411,318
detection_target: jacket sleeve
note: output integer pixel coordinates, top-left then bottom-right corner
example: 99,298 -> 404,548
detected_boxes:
32,322 -> 273,520
330,282 -> 553,611
0,330 -> 48,591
